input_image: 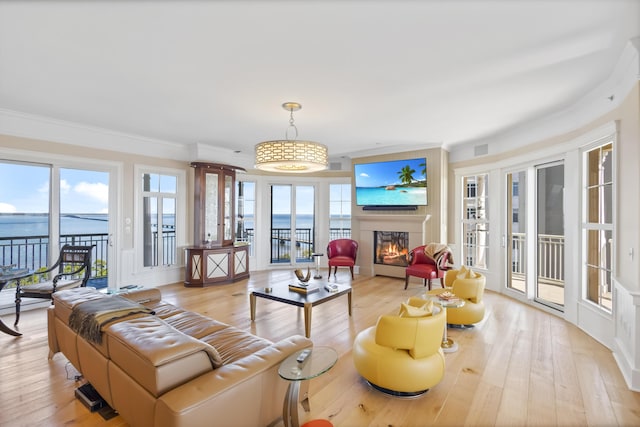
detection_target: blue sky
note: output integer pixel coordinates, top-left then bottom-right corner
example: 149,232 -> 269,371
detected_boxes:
271,184 -> 315,215
0,163 -> 109,213
354,158 -> 426,188
1,163 -> 347,217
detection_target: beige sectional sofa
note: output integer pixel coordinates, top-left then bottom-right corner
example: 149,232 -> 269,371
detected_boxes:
47,287 -> 312,427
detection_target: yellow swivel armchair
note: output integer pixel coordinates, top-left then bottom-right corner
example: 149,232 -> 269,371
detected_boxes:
352,297 -> 446,396
429,266 -> 486,326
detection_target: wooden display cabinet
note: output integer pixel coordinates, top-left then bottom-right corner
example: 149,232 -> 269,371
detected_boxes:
185,162 -> 249,286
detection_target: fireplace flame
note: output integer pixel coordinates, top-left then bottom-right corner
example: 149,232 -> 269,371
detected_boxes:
374,231 -> 410,267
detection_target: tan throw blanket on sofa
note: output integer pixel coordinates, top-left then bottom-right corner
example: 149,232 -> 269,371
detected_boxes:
68,295 -> 154,344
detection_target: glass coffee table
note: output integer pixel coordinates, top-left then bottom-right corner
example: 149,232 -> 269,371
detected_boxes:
250,283 -> 352,338
278,346 -> 338,427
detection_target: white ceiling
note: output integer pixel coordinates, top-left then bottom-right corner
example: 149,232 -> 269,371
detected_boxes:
0,1 -> 638,164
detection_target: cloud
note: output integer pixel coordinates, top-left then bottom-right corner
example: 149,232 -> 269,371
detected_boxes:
0,202 -> 17,213
74,182 -> 109,204
60,179 -> 71,194
360,173 -> 369,178
38,180 -> 50,193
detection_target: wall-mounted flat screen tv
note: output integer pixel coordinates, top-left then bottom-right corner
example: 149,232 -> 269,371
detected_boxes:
354,157 -> 427,208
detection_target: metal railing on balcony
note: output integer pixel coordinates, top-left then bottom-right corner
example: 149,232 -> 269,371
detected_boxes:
266,227 -> 352,264
1,231 -> 176,282
236,229 -> 255,256
146,228 -> 177,267
329,228 -> 352,240
270,228 -> 314,263
234,227 -> 352,261
2,226 -> 350,278
0,234 -> 109,273
510,232 -> 564,284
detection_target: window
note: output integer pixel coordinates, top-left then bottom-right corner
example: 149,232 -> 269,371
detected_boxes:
462,174 -> 489,269
0,161 -> 51,272
141,172 -> 177,267
0,162 -> 111,289
506,170 -> 527,293
270,184 -> 315,264
329,183 -> 351,239
236,180 -> 255,256
583,141 -> 613,312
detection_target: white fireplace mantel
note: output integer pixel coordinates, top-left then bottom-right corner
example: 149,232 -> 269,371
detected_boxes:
354,213 -> 431,278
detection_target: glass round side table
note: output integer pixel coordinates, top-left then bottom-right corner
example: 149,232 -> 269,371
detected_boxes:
311,253 -> 324,279
278,346 -> 338,427
429,296 -> 466,353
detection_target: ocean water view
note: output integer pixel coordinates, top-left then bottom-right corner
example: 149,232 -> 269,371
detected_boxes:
0,212 -> 350,271
0,213 -> 109,238
268,214 -> 351,231
355,186 -> 427,206
0,213 -> 349,239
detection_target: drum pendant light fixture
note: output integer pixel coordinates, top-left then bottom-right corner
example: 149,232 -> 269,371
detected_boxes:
255,102 -> 328,173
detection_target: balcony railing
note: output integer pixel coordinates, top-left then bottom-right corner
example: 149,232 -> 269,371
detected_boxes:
1,231 -> 176,280
2,227 -> 351,275
511,232 -> 564,283
236,227 -> 350,262
265,227 -> 351,264
0,234 -> 109,275
270,228 -> 314,263
330,228 -> 352,240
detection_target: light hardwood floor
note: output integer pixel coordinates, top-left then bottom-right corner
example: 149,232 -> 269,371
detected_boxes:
1,270 -> 638,426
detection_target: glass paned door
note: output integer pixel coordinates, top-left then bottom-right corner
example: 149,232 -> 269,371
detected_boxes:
236,180 -> 255,256
271,185 -> 292,263
270,184 -> 316,264
142,173 -> 177,268
295,185 -> 315,262
60,168 -> 110,287
507,171 -> 527,293
536,162 -> 565,308
0,161 -> 50,272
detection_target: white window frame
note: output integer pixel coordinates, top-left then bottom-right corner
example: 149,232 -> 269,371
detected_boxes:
329,182 -> 352,240
461,173 -> 490,269
581,136 -> 615,314
134,165 -> 186,273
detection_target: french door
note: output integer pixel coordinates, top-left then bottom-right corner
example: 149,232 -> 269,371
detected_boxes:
270,184 -> 316,264
506,170 -> 527,293
505,162 -> 565,310
535,162 -> 565,309
59,167 -> 111,285
0,161 -> 114,290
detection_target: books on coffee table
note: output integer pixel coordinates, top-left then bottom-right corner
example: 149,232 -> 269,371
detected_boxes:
288,283 -> 320,294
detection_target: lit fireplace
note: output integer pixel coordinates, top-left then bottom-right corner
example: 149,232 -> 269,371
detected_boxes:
374,231 -> 410,266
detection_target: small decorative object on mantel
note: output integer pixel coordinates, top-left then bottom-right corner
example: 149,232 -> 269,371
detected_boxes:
294,267 -> 311,284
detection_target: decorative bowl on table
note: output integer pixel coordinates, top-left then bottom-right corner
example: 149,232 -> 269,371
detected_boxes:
438,291 -> 457,301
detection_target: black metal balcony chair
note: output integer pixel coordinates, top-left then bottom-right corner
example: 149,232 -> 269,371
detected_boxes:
14,244 -> 94,326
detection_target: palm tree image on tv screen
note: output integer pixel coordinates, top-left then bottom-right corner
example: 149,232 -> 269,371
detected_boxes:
354,158 -> 427,207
